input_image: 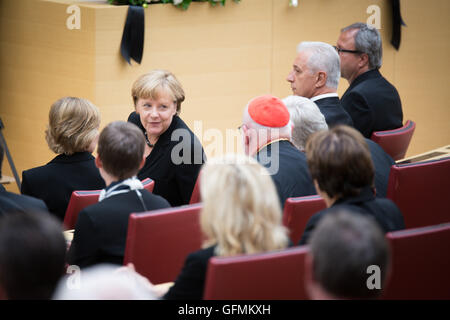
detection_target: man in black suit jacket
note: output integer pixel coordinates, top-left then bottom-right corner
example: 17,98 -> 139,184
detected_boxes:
67,122 -> 170,268
241,95 -> 316,208
298,126 -> 404,245
337,23 -> 403,138
0,185 -> 48,216
287,41 -> 353,127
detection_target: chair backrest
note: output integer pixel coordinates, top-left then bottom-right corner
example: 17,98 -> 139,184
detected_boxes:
283,195 -> 326,244
189,171 -> 201,204
63,178 -> 155,230
386,157 -> 450,229
123,203 -> 203,284
370,120 -> 416,161
203,246 -> 310,300
382,223 -> 450,299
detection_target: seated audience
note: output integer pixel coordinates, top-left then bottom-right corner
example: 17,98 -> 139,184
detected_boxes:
241,94 -> 316,208
161,153 -> 289,300
21,97 -> 105,220
305,210 -> 390,299
53,264 -> 157,300
0,211 -> 66,299
337,23 -> 403,137
67,121 -> 170,268
283,95 -> 394,197
298,125 -> 404,245
286,41 -> 353,127
127,70 -> 206,206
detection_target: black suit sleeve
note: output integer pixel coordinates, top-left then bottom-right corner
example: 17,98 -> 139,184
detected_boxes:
67,209 -> 100,268
163,250 -> 209,300
20,171 -> 32,196
342,91 -> 374,138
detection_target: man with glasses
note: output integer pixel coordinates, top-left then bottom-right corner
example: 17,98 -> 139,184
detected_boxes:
336,23 -> 403,138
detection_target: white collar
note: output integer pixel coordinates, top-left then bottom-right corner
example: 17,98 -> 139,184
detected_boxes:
98,176 -> 144,202
310,93 -> 339,102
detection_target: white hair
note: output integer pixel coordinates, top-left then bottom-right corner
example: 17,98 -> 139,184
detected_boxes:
297,41 -> 341,89
282,95 -> 328,151
52,264 -> 157,300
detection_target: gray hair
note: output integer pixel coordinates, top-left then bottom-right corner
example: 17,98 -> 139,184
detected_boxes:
309,210 -> 390,299
341,22 -> 382,69
282,95 -> 328,151
297,41 -> 341,89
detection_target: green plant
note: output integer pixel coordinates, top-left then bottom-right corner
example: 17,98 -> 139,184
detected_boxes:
107,0 -> 241,11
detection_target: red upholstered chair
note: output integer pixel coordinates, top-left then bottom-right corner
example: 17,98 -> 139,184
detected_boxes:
203,246 -> 310,300
382,223 -> 450,299
370,120 -> 416,161
189,172 -> 201,204
63,178 -> 155,230
386,157 -> 450,229
123,203 -> 203,284
283,195 -> 326,244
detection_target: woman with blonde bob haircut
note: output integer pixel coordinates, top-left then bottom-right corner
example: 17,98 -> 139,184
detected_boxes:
127,69 -> 205,207
162,153 -> 289,300
21,97 -> 105,220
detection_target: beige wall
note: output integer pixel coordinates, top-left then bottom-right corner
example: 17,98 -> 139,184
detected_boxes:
1,0 -> 449,193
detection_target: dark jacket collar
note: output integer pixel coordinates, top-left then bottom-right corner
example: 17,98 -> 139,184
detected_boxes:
48,151 -> 95,164
332,186 -> 376,207
348,68 -> 382,90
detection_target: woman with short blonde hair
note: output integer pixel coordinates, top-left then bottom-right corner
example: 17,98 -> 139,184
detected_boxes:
163,153 -> 288,300
127,69 -> 205,207
46,97 -> 101,155
21,97 -> 105,220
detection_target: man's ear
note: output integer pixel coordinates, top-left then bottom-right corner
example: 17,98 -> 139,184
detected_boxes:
316,71 -> 327,88
358,53 -> 370,68
95,156 -> 103,169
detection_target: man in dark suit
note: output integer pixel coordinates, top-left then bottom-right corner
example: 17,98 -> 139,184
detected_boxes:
286,41 -> 353,127
337,23 -> 403,138
283,96 -> 394,198
298,126 -> 404,246
67,121 -> 170,268
241,94 -> 316,208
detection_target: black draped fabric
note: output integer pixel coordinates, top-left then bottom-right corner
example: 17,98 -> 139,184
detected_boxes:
120,5 -> 145,64
391,0 -> 406,50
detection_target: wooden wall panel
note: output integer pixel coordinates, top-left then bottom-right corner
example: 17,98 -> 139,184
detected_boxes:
1,0 -> 449,194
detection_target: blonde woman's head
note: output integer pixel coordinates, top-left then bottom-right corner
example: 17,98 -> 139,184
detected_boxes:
131,69 -> 185,114
45,97 -> 100,155
200,153 -> 288,256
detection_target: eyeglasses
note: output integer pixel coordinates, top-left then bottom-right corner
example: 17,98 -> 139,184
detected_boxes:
333,45 -> 363,55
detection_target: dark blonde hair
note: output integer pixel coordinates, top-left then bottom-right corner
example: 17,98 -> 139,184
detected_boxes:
306,125 -> 374,199
131,70 -> 185,114
45,97 -> 100,155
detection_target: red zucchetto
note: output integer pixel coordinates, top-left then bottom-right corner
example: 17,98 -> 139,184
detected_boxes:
248,94 -> 290,128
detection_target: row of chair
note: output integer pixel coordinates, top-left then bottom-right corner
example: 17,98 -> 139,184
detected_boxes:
122,203 -> 450,299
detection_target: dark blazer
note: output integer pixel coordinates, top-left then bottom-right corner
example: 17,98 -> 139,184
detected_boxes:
366,138 -> 395,198
341,69 -> 403,138
164,245 -> 216,300
128,112 -> 206,207
313,96 -> 353,127
67,187 -> 170,268
257,140 -> 316,208
21,152 -> 105,221
0,185 -> 48,216
298,186 -> 405,245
